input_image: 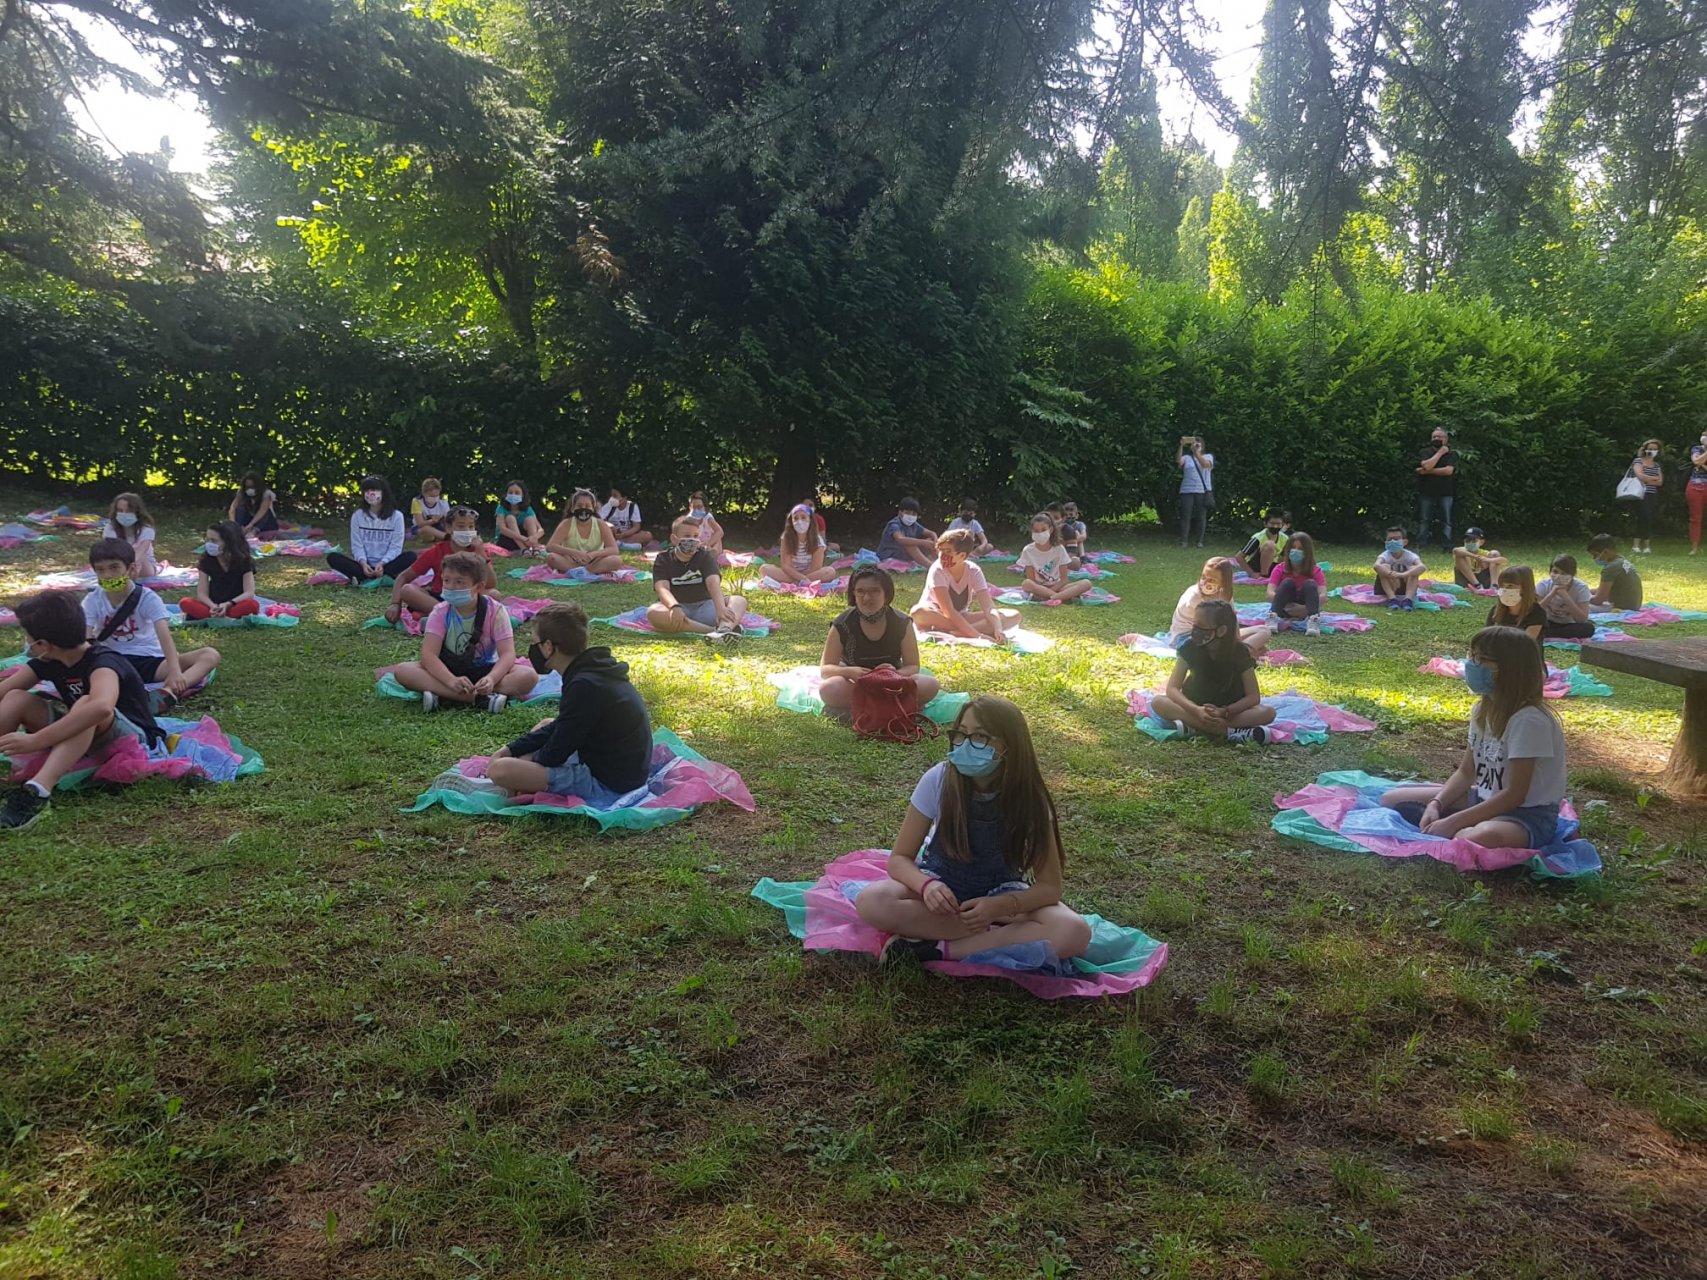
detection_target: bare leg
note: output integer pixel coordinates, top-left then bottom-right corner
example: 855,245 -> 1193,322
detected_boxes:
177,647 -> 221,685
908,606 -> 952,633
818,676 -> 857,709
913,673 -> 941,704
907,546 -> 933,567
721,594 -> 748,625
497,666 -> 539,697
648,602 -> 714,634
942,904 -> 1093,962
1375,569 -> 1399,597
1456,818 -> 1536,848
760,563 -> 793,583
1223,703 -> 1276,728
1020,579 -> 1057,599
392,583 -> 440,620
584,552 -> 626,575
806,565 -> 838,582
392,661 -> 477,704
1380,783 -> 1445,811
1149,692 -> 1225,737
1238,626 -> 1270,658
1055,579 -> 1094,602
487,755 -> 549,792
0,691 -> 52,738
854,879 -> 972,940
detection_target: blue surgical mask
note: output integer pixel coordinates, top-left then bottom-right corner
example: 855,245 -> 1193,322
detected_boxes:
115,511 -> 138,527
204,540 -> 222,556
1384,540 -> 1403,556
1288,549 -> 1304,565
1463,657 -> 1496,696
947,740 -> 1000,779
506,494 -> 523,505
443,588 -> 475,608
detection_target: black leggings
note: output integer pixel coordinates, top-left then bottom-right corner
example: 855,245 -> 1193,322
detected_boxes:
1635,491 -> 1658,538
1542,619 -> 1596,640
1272,577 -> 1320,617
327,550 -> 416,581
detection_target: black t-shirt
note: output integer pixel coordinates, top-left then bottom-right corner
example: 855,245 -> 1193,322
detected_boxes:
832,607 -> 909,669
199,552 -> 250,605
28,643 -> 164,745
1417,445 -> 1459,497
652,547 -> 718,605
1178,638 -> 1255,707
1487,603 -> 1547,635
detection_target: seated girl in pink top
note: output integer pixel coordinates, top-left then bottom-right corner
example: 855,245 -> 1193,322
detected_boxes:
1266,532 -> 1326,636
908,529 -> 1016,644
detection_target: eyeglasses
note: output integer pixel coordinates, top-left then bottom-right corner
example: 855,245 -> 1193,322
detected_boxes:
947,730 -> 995,749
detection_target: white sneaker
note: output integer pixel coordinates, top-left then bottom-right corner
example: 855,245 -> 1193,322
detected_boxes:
1227,725 -> 1269,745
485,693 -> 508,714
1305,616 -> 1322,636
1267,615 -> 1282,635
703,625 -> 742,651
421,691 -> 440,713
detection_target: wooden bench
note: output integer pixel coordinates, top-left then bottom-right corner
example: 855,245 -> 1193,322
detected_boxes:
1581,638 -> 1707,796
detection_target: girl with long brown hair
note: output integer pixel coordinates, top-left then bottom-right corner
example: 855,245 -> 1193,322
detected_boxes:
854,696 -> 1093,966
1485,565 -> 1545,642
1380,626 -> 1567,848
1266,531 -> 1325,636
103,492 -> 157,578
760,503 -> 836,586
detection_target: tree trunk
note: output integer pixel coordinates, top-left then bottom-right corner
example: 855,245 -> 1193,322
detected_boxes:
766,422 -> 818,525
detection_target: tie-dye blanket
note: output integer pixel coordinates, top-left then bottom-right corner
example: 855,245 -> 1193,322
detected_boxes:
1418,656 -> 1612,699
403,727 -> 754,831
767,665 -> 968,722
507,565 -> 653,586
593,606 -> 779,637
752,849 -> 1168,1000
36,564 -> 200,592
993,587 -> 1120,606
1273,770 -> 1601,879
0,714 -> 263,790
1128,689 -> 1376,745
1234,603 -> 1372,634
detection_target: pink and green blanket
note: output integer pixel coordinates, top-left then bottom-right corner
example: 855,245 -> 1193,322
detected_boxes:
403,727 -> 754,831
507,565 -> 653,586
0,714 -> 263,790
375,666 -> 562,705
752,850 -> 1169,1000
1330,583 -> 1469,610
23,506 -> 101,531
1119,633 -> 1311,666
1128,689 -> 1376,745
748,575 -> 850,598
594,606 -> 778,637
167,599 -> 300,628
1418,656 -> 1612,699
1273,770 -> 1600,879
1589,603 -> 1707,626
994,587 -> 1119,606
362,596 -> 554,636
917,627 -> 1055,654
1234,603 -> 1372,634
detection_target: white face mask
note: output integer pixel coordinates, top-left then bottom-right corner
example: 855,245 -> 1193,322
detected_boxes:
364,490 -> 382,506
1498,588 -> 1523,608
900,513 -> 917,526
451,529 -> 477,546
245,488 -> 257,497
204,540 -> 223,556
792,518 -> 810,533
1031,530 -> 1051,546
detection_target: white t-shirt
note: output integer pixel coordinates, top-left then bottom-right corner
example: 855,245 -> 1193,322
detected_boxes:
1170,584 -> 1204,639
83,586 -> 169,658
1179,452 -> 1215,494
1540,578 -> 1591,623
925,558 -> 989,611
946,517 -> 986,539
102,521 -> 157,575
1018,542 -> 1073,586
1375,548 -> 1422,575
908,761 -> 997,839
599,499 -> 641,529
1469,704 -> 1567,807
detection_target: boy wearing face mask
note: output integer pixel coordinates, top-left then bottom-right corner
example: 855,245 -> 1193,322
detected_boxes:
1452,526 -> 1506,589
486,602 -> 652,802
1587,533 -> 1643,609
1373,526 -> 1425,607
877,497 -> 937,568
0,591 -> 165,830
945,498 -> 993,557
1240,510 -> 1290,576
386,507 -> 495,624
390,552 -> 537,713
83,539 -> 220,698
649,516 -> 749,647
1538,555 -> 1595,640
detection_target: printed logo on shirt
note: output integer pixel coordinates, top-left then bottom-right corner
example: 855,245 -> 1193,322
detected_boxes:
1471,727 -> 1506,797
673,568 -> 705,587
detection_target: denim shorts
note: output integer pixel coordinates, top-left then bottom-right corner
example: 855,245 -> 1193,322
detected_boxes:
46,701 -> 148,749
1500,804 -> 1560,848
545,753 -> 629,806
678,598 -> 719,628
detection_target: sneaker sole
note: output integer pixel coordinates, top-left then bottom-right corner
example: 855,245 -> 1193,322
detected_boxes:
2,807 -> 47,832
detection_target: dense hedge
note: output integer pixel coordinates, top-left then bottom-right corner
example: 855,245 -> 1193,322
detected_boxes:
4,267 -> 1704,535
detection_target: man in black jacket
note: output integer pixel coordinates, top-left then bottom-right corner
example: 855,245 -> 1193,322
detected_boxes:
1415,428 -> 1460,553
486,602 -> 653,802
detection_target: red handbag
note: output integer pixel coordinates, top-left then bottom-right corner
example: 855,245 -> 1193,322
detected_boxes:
851,667 -> 936,744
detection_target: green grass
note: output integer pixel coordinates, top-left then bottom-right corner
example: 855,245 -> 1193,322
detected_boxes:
2,492 -> 1706,1276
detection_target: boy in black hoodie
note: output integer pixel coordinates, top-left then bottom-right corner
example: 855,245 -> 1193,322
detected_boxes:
486,601 -> 653,802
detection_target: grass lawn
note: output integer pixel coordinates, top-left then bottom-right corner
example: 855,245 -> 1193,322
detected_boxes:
1,491 -> 1704,1279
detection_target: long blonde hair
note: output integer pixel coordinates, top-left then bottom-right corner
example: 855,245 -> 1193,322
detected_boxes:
1470,625 -> 1552,737
1197,557 -> 1234,601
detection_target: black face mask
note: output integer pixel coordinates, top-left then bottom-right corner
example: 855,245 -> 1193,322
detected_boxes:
527,642 -> 550,669
1190,627 -> 1222,645
574,509 -> 593,521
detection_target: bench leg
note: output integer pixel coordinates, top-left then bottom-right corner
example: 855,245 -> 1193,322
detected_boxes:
1662,687 -> 1707,797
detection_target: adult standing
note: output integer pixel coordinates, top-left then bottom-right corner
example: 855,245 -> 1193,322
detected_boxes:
1687,429 -> 1707,555
1415,428 -> 1459,553
1628,438 -> 1664,555
1177,434 -> 1215,549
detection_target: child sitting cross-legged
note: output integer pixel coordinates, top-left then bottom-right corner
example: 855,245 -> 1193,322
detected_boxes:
852,695 -> 1093,967
1380,625 -> 1565,849
1148,598 -> 1276,744
85,539 -> 220,697
1453,527 -> 1508,589
1168,557 -> 1267,656
910,528 -> 1015,642
877,497 -> 937,568
1016,512 -> 1094,603
1373,526 -> 1425,607
0,591 -> 167,830
181,521 -> 261,622
485,601 -> 653,803
388,552 -> 537,713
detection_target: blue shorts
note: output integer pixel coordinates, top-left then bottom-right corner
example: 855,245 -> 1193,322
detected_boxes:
1394,797 -> 1560,848
45,701 -> 148,750
545,753 -> 629,806
678,598 -> 719,628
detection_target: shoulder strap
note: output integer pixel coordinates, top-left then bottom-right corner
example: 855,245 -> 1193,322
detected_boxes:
95,588 -> 144,643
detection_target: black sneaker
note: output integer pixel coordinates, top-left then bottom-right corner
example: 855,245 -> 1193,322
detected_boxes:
0,787 -> 49,831
879,935 -> 943,967
1226,725 -> 1269,745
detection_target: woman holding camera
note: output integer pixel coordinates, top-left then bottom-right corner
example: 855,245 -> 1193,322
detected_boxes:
1177,435 -> 1215,549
